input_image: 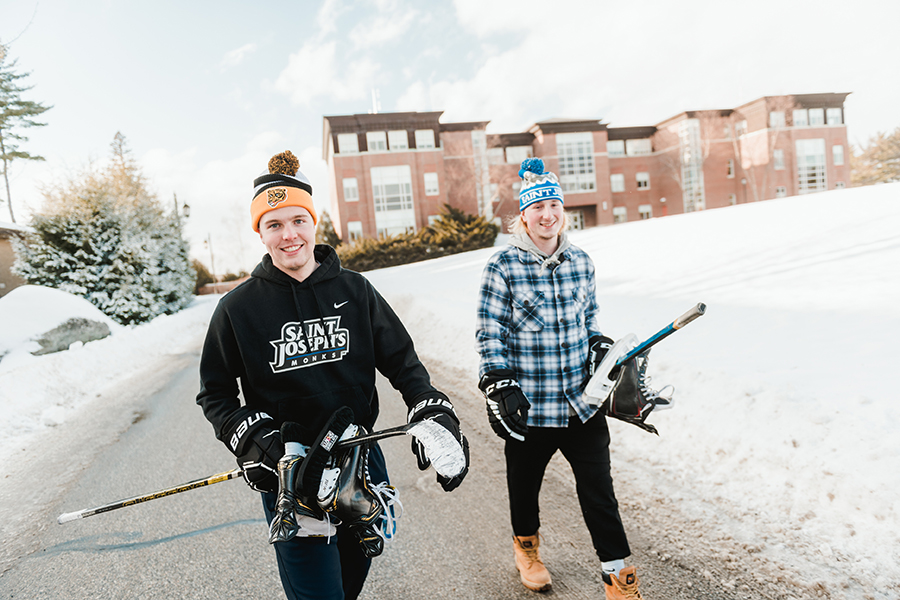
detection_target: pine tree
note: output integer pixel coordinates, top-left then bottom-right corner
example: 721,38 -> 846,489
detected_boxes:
13,133 -> 194,325
0,45 -> 51,223
316,210 -> 342,246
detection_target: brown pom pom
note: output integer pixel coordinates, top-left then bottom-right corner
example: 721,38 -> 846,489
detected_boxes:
268,151 -> 299,176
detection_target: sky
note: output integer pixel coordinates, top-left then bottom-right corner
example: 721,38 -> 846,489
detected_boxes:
2,0 -> 899,272
2,181 -> 898,598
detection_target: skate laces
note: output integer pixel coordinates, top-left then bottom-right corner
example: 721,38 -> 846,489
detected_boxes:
371,481 -> 402,543
636,355 -> 674,411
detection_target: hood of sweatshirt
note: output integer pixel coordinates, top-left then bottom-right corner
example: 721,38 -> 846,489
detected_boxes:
250,244 -> 342,323
508,231 -> 572,273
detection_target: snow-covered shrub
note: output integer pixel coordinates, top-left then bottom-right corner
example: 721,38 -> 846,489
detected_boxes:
12,134 -> 194,325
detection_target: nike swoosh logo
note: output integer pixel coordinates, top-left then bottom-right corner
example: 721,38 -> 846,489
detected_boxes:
334,301 -> 349,309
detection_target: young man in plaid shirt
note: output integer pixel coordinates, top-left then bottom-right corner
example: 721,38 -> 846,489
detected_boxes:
476,158 -> 645,599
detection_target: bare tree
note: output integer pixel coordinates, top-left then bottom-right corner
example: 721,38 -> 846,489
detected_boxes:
653,110 -> 726,212
726,96 -> 796,203
852,127 -> 900,186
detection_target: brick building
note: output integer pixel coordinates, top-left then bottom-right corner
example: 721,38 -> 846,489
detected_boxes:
322,93 -> 851,240
0,222 -> 29,298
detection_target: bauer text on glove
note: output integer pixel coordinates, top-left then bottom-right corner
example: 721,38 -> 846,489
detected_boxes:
226,410 -> 283,493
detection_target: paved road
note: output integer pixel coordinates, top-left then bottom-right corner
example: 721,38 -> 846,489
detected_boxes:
0,348 -> 796,599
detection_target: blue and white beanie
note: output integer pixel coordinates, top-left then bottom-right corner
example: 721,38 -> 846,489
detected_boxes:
518,158 -> 564,212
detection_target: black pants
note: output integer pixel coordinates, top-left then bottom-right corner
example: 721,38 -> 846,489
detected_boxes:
505,413 -> 631,562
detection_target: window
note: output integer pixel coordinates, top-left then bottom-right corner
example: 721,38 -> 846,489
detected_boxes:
636,172 -> 650,189
607,140 -> 625,157
347,221 -> 363,242
775,186 -> 787,198
609,173 -> 625,193
366,131 -> 387,152
795,138 -> 827,194
793,109 -> 808,127
506,146 -> 533,164
342,177 -> 359,202
626,139 -> 652,156
427,215 -> 440,226
424,172 -> 439,196
414,129 -> 435,149
774,149 -> 785,170
826,108 -> 843,126
769,111 -> 786,128
557,132 -> 596,192
808,109 -> 825,126
833,145 -> 844,166
370,165 -> 416,237
568,210 -> 584,230
726,159 -> 735,178
728,194 -> 737,206
735,120 -> 748,136
337,133 -> 358,153
612,206 -> 627,223
638,204 -> 652,220
388,130 -> 408,151
487,148 -> 505,164
835,181 -> 845,189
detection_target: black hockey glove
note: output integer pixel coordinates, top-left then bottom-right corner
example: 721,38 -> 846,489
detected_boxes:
226,410 -> 283,493
587,335 -> 614,376
479,369 -> 529,442
407,391 -> 470,492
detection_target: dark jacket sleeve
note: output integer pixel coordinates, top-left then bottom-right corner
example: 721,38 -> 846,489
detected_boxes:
196,301 -> 254,451
367,282 -> 435,407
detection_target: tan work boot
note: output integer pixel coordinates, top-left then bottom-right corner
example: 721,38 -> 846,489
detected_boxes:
603,566 -> 644,600
513,533 -> 552,592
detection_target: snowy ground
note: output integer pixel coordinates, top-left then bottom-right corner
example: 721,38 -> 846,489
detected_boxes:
1,182 -> 898,598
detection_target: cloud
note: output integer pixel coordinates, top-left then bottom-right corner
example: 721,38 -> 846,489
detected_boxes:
317,0 -> 348,36
219,43 -> 257,70
141,132 -> 291,272
350,10 -> 419,49
275,41 -> 379,105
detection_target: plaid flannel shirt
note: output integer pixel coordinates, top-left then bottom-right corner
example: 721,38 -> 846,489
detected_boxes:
476,242 -> 602,428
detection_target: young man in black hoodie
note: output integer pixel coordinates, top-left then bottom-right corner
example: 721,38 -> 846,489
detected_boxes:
197,151 -> 469,600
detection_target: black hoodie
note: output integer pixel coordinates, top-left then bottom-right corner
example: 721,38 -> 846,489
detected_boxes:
197,244 -> 434,451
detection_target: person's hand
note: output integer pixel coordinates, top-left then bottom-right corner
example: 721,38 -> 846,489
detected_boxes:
228,410 -> 283,493
479,370 -> 529,442
407,391 -> 470,492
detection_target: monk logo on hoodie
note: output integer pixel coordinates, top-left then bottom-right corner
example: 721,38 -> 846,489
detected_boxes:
269,316 -> 350,372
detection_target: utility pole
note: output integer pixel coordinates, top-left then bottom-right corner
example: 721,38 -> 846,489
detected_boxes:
206,233 -> 219,293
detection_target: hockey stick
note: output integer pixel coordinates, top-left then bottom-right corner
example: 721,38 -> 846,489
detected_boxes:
57,420 -> 462,525
584,302 -> 707,404
615,302 -> 707,367
57,469 -> 243,524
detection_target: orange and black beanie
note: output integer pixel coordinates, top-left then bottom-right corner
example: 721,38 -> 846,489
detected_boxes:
251,150 -> 317,232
